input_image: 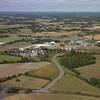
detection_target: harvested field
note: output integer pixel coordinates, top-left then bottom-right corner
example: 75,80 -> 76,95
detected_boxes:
0,24 -> 25,30
94,34 -> 100,40
0,42 -> 32,52
83,35 -> 93,40
1,75 -> 49,89
0,62 -> 50,79
76,55 -> 100,80
50,74 -> 100,96
83,34 -> 100,40
19,28 -> 32,33
27,64 -> 59,80
31,31 -> 80,37
2,93 -> 100,100
93,25 -> 100,29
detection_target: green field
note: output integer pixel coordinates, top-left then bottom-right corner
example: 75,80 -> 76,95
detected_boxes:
76,55 -> 100,80
26,64 -> 59,80
0,54 -> 22,63
0,35 -> 23,43
50,74 -> 100,96
1,75 -> 49,89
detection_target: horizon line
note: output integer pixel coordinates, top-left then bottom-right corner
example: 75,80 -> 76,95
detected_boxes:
0,11 -> 100,13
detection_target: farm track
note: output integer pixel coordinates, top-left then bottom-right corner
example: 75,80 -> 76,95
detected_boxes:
1,54 -> 100,99
32,54 -> 100,99
33,54 -> 65,93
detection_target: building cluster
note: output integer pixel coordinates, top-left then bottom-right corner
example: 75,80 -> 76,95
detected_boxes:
8,38 -> 97,58
19,41 -> 56,57
94,41 -> 100,44
68,40 -> 93,47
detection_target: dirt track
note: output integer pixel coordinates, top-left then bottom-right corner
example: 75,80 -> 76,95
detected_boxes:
33,54 -> 64,93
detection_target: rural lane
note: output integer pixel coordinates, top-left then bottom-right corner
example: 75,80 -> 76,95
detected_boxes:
33,54 -> 65,93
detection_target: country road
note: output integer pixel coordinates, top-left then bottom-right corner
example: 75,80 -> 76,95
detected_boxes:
33,54 -> 65,93
0,54 -> 64,99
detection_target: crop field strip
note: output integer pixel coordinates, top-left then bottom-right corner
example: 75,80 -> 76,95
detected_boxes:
50,74 -> 100,96
2,93 -> 100,100
1,75 -> 50,89
26,63 -> 59,80
0,62 -> 50,79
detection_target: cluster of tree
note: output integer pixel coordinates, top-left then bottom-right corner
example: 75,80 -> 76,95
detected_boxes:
0,34 -> 9,38
6,87 -> 32,93
28,22 -> 62,32
89,78 -> 100,88
0,85 -> 32,94
65,28 -> 81,31
95,43 -> 100,47
4,38 -> 32,45
59,53 -> 96,69
31,38 -> 60,44
0,28 -> 19,33
18,35 -> 33,37
0,26 -> 25,34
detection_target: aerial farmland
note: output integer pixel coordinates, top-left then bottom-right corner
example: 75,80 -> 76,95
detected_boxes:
0,12 -> 100,100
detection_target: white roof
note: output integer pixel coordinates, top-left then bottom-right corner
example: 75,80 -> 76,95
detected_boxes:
0,42 -> 6,45
97,41 -> 100,43
34,44 -> 50,48
19,44 -> 50,50
19,48 -> 24,51
50,41 -> 56,44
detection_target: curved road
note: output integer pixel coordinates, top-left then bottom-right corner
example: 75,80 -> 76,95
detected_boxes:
33,54 -> 64,93
0,54 -> 64,99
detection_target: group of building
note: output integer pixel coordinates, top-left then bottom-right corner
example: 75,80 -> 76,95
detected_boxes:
19,41 -> 57,57
17,39 -> 99,57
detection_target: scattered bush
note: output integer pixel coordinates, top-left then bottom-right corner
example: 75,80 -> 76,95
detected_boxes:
15,79 -> 20,82
7,87 -> 19,93
89,78 -> 100,88
25,89 -> 32,93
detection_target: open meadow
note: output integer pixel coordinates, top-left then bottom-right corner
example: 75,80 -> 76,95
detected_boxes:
50,74 -> 100,96
83,34 -> 100,40
0,42 -> 32,53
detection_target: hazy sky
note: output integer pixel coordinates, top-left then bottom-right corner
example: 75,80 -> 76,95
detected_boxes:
0,0 -> 100,12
